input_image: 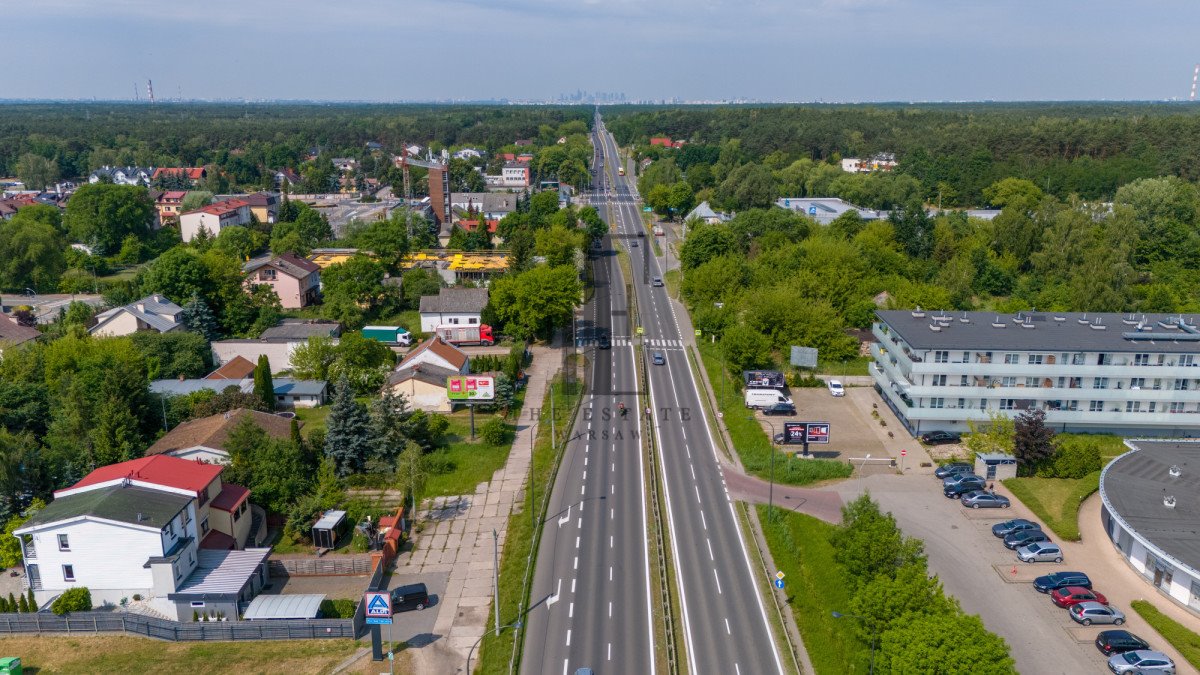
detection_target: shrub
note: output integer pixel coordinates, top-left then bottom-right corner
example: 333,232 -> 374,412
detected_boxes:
421,451 -> 456,475
51,587 -> 92,615
132,593 -> 142,601
479,418 -> 510,446
192,610 -> 199,622
319,598 -> 358,618
1035,436 -> 1102,479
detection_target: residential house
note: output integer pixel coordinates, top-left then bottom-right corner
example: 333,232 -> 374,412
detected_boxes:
90,294 -> 183,337
154,190 -> 188,223
365,141 -> 384,153
402,251 -> 509,285
649,137 -> 673,147
398,336 -> 469,374
145,409 -> 299,464
150,376 -> 329,408
152,167 -> 207,187
243,253 -> 321,309
450,193 -> 517,222
840,154 -> 897,174
514,139 -> 534,147
0,201 -> 18,220
500,153 -> 516,162
240,192 -> 279,224
273,168 -> 302,189
212,330 -> 340,373
418,287 -> 489,332
383,362 -> 459,412
774,197 -> 884,226
331,158 -> 358,173
179,198 -> 251,242
500,161 -> 530,188
452,148 -> 483,160
88,166 -> 153,186
517,153 -> 533,164
14,455 -> 268,619
0,313 -> 40,359
204,355 -> 257,380
684,201 -> 731,225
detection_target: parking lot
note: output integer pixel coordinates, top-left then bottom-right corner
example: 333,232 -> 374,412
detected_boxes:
751,383 -> 892,468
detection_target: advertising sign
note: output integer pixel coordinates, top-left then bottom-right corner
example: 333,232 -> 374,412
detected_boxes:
447,375 -> 495,401
364,591 -> 392,625
790,346 -> 819,368
782,422 -> 831,445
804,422 -> 830,444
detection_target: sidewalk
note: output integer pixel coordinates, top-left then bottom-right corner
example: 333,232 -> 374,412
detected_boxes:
397,340 -> 562,674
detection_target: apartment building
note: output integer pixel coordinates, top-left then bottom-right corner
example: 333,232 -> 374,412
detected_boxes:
871,309 -> 1200,437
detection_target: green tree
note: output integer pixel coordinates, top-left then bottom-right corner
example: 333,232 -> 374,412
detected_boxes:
290,336 -> 339,381
0,499 -> 44,568
212,225 -> 263,260
479,418 -> 510,446
1013,408 -> 1055,476
0,213 -> 67,292
849,562 -> 954,642
131,331 -> 211,380
831,494 -> 926,589
962,412 -> 1015,457
488,265 -> 582,339
180,293 -> 220,341
180,191 -> 215,213
90,395 -> 141,466
14,153 -> 60,191
50,587 -> 92,615
719,323 -> 772,373
62,183 -> 154,255
253,355 -> 276,411
321,255 -> 398,328
680,222 -> 743,270
877,612 -> 1015,674
535,224 -> 583,267
716,163 -> 776,210
140,247 -> 213,306
350,215 -> 409,271
367,390 -> 412,473
324,374 -> 373,476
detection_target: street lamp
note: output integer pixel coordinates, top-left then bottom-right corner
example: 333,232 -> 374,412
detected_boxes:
831,611 -> 876,675
465,620 -> 522,674
748,416 -> 777,522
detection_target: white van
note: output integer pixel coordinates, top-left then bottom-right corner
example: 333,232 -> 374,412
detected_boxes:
744,388 -> 792,409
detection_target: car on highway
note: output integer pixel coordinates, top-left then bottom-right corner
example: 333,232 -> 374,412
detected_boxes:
920,430 -> 962,445
1051,586 -> 1108,608
992,518 -> 1040,538
598,335 -> 611,350
935,462 -> 973,479
827,379 -> 845,396
943,478 -> 987,498
390,583 -> 429,612
960,491 -> 1011,508
1095,629 -> 1151,656
1034,571 -> 1092,593
1107,650 -> 1175,674
1003,529 -> 1049,550
652,276 -> 663,287
651,351 -> 665,365
762,402 -> 797,416
631,240 -> 638,247
1069,601 -> 1125,626
1017,541 -> 1063,563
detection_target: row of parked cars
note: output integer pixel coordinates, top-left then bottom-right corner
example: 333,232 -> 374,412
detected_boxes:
935,461 -> 1015,509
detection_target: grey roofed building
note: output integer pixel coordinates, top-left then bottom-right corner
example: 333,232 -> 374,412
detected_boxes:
774,197 -> 883,225
169,547 -> 272,597
150,377 -> 328,407
18,484 -> 191,531
684,201 -> 731,224
243,593 -> 326,620
418,287 -> 489,315
258,319 -> 342,340
449,192 -> 518,219
90,294 -> 184,336
0,313 -> 41,348
876,310 -> 1200,355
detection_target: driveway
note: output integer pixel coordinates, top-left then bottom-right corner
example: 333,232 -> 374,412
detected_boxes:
383,569 -> 449,649
835,474 -> 1101,675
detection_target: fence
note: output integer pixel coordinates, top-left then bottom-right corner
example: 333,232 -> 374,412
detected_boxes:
0,611 -> 355,641
268,556 -> 373,577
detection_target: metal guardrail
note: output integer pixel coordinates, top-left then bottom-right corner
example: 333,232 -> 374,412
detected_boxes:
0,611 -> 356,641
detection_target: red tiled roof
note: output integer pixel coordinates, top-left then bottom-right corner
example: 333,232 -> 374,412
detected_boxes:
210,483 -> 249,512
459,219 -> 499,234
650,137 -> 672,146
399,336 -> 468,371
205,354 -> 257,380
200,529 -> 237,550
158,190 -> 188,202
64,455 -> 221,496
154,167 -> 206,181
187,198 -> 248,217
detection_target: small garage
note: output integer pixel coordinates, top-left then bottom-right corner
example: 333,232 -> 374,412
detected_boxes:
975,452 -> 1018,481
243,593 -> 326,620
312,510 -> 349,550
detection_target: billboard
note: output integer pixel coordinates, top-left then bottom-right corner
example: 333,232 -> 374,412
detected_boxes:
447,375 -> 496,401
790,346 -> 818,368
782,421 -> 831,445
363,591 -> 392,625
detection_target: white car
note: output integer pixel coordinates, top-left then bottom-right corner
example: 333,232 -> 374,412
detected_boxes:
827,379 -> 845,397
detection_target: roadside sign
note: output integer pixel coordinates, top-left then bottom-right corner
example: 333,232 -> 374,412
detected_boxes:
774,579 -> 785,589
447,375 -> 495,401
694,329 -> 701,337
901,449 -> 907,457
804,423 -> 830,444
364,591 -> 392,625
775,571 -> 785,580
636,326 -> 644,335
783,422 -> 831,445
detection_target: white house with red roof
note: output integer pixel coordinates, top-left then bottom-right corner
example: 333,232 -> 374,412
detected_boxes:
179,197 -> 251,242
14,456 -> 266,619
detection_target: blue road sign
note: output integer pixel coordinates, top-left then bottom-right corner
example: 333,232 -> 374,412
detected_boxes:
774,578 -> 785,589
364,591 -> 393,625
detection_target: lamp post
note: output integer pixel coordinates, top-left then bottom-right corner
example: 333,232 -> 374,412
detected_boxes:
465,620 -> 522,674
831,611 -> 876,675
748,416 -> 777,522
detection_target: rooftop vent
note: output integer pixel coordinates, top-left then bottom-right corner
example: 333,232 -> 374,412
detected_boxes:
911,306 -> 925,319
929,323 -> 942,332
991,316 -> 1006,328
1164,495 -> 1177,509
1021,320 -> 1036,329
1170,465 -> 1182,478
1053,315 -> 1066,322
1090,318 -> 1107,331
136,512 -> 145,522
1122,314 -> 1139,325
959,312 -> 971,324
1012,312 -> 1025,324
1078,313 -> 1090,325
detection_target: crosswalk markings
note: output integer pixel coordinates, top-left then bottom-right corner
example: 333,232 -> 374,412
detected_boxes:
573,337 -> 686,349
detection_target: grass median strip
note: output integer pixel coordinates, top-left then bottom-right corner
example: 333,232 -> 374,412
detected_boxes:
1130,600 -> 1200,669
1002,471 -> 1100,541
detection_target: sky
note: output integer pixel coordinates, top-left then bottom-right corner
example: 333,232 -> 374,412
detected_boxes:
6,0 -> 1200,102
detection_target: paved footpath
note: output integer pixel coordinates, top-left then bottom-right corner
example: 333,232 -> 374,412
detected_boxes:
399,340 -> 561,674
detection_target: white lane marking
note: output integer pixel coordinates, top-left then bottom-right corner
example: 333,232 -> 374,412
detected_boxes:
578,518 -> 582,529
726,618 -> 731,635
690,464 -> 696,480
558,505 -> 571,526
581,485 -> 586,495
563,659 -> 568,675
547,578 -> 562,606
735,664 -> 741,675
611,508 -> 614,520
576,536 -> 580,549
707,539 -> 715,561
610,566 -> 613,581
571,578 -> 576,593
714,569 -> 723,594
583,470 -> 587,481
574,557 -> 578,571
611,483 -> 615,494
695,485 -> 702,503
612,463 -> 616,472
569,602 -> 574,618
608,643 -> 612,661
566,629 -> 571,646
701,511 -> 707,530
610,535 -> 614,548
584,457 -> 588,466
609,601 -> 613,617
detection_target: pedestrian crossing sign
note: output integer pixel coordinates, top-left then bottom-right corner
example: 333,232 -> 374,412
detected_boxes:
636,326 -> 644,335
694,329 -> 701,336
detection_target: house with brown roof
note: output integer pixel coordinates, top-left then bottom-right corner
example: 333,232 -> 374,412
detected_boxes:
243,253 -> 321,309
154,190 -> 188,223
205,355 -> 257,380
0,313 -> 40,359
179,197 -> 251,242
145,408 -> 298,464
152,167 -> 207,186
239,192 -> 279,224
397,336 -> 469,374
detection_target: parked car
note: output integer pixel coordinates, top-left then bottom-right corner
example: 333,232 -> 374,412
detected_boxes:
1017,542 -> 1063,563
390,583 -> 429,612
1003,529 -> 1049,550
920,430 -> 961,445
827,379 -> 845,397
652,352 -> 665,365
942,472 -> 982,487
762,402 -> 797,416
992,519 -> 1040,538
935,462 -> 973,479
1051,586 -> 1108,608
1095,629 -> 1151,656
944,479 -> 987,498
960,491 -> 1011,508
1070,601 -> 1125,626
773,432 -> 785,444
1107,650 -> 1175,674
1034,571 -> 1092,593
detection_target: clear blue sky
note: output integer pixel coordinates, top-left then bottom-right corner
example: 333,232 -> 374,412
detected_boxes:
9,0 -> 1200,102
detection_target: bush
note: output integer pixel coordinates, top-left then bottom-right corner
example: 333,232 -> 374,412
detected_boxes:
421,451 -> 456,475
319,598 -> 358,618
1036,436 -> 1102,479
787,371 -> 826,388
479,418 -> 510,446
51,587 -> 92,615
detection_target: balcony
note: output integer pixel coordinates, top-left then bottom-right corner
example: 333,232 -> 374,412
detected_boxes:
22,541 -> 35,560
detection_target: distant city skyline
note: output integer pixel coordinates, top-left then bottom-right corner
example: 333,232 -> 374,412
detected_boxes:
7,0 -> 1200,103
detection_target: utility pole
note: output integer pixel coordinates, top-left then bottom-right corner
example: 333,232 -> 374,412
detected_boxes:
492,528 -> 501,637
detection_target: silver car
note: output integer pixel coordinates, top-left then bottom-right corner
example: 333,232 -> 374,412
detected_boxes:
1107,650 -> 1175,674
1070,601 -> 1125,626
960,491 -> 1011,509
1016,542 -> 1063,563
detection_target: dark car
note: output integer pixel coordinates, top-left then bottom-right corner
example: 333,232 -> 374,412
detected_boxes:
943,478 -> 986,498
390,583 -> 429,612
762,402 -> 797,416
773,432 -> 785,444
1095,629 -> 1151,656
934,462 -> 973,479
1034,571 -> 1092,593
597,335 -> 611,350
920,430 -> 962,445
1003,529 -> 1050,550
992,518 -> 1040,538
942,472 -> 982,487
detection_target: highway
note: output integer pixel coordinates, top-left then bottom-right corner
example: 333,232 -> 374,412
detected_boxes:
520,123 -> 654,674
593,113 -> 785,675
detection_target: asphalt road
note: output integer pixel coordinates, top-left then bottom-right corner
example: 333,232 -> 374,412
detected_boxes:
595,115 -> 784,675
521,125 -> 654,674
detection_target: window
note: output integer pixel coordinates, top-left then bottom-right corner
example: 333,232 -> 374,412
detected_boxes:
198,488 -> 209,507
191,601 -> 205,608
1130,378 -> 1145,389
1090,401 -> 1104,412
1001,377 -> 1016,387
201,518 -> 210,535
449,318 -> 460,325
1171,402 -> 1186,413
1057,377 -> 1065,388
1028,354 -> 1044,365
1072,353 -> 1085,365
1174,379 -> 1190,391
957,398 -> 966,409
260,269 -> 277,281
1004,353 -> 1019,365
929,398 -> 944,409
933,351 -> 949,363
1098,353 -> 1112,366
1067,401 -> 1079,411
931,375 -> 947,386
1000,399 -> 1016,411
962,352 -> 970,362
1025,377 -> 1039,388
62,565 -> 75,582
1135,353 -> 1150,366
57,534 -> 69,551
960,375 -> 969,386
468,317 -> 478,325
1182,355 -> 1196,367
1126,401 -> 1142,413
1093,378 -> 1108,390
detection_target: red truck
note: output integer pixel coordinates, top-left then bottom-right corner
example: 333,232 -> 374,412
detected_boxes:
435,324 -> 495,346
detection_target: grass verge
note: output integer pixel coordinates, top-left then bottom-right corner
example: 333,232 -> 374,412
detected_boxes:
758,505 -> 870,674
696,340 -> 852,485
1130,600 -> 1200,670
738,503 -> 802,675
423,405 -> 522,498
1002,471 -> 1100,541
815,357 -> 871,377
476,372 -> 583,674
664,268 -> 681,300
0,635 -> 359,674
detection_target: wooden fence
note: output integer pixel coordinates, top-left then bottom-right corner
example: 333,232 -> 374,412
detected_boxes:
268,556 -> 373,577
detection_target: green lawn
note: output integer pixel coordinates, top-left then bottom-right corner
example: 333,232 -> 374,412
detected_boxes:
816,357 -> 871,377
758,505 -> 871,674
423,409 -> 517,498
1002,471 -> 1100,541
1130,600 -> 1200,670
664,268 -> 681,299
293,405 -> 332,437
696,340 -> 852,485
371,309 -> 422,336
